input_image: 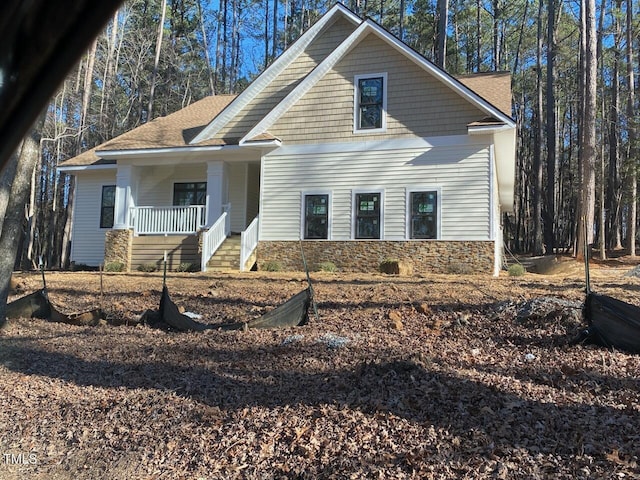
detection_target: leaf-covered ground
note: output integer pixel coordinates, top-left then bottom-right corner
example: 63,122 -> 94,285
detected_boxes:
1,261 -> 639,479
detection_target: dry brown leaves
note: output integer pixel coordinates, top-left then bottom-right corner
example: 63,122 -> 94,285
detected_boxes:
0,265 -> 639,479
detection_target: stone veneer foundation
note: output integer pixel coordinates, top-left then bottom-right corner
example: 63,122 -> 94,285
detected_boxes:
104,229 -> 133,268
257,240 -> 495,275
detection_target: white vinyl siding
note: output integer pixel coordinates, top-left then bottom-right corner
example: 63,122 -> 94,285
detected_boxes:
260,138 -> 491,241
70,170 -> 117,266
228,163 -> 248,231
136,164 -> 206,207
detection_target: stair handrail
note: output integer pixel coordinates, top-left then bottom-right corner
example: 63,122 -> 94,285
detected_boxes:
240,215 -> 259,272
201,204 -> 231,271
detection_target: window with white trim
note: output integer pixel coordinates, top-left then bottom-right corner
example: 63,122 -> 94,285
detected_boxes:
100,185 -> 116,229
409,191 -> 438,239
354,73 -> 387,132
354,192 -> 382,239
304,194 -> 329,239
173,182 -> 206,206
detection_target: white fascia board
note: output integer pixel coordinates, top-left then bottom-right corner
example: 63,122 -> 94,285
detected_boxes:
191,4 -> 361,145
57,164 -> 117,172
468,124 -> 512,135
268,134 -> 485,156
96,145 -> 241,159
238,139 -> 282,150
241,22 -> 370,144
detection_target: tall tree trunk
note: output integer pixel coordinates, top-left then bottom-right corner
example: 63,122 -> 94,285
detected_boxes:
476,0 -> 481,71
197,0 -> 215,95
148,0 -> 167,121
272,0 -> 278,59
436,0 -> 448,68
596,0 -> 606,259
99,9 -> 120,142
492,0 -> 501,70
0,124 -> 43,325
532,0 -> 544,255
78,39 -> 97,154
544,0 -> 556,254
625,0 -> 636,256
264,0 -> 270,69
609,0 -> 623,250
577,0 -> 597,260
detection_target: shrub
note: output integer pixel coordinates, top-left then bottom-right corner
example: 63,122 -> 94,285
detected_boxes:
446,261 -> 473,275
315,261 -> 337,273
176,262 -> 196,273
104,261 -> 125,272
262,260 -> 282,272
137,263 -> 157,273
508,264 -> 526,277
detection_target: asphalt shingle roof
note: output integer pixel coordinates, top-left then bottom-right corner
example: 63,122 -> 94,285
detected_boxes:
59,94 -> 236,166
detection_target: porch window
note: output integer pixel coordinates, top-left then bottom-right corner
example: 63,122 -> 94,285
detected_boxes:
173,182 -> 206,206
410,191 -> 438,239
100,185 -> 116,229
354,73 -> 387,132
355,192 -> 381,239
304,194 -> 329,239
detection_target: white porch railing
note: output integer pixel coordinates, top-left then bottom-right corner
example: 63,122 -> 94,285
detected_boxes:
129,205 -> 205,235
240,215 -> 259,272
201,204 -> 231,271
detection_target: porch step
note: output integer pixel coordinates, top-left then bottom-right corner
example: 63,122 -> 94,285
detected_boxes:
207,235 -> 241,272
131,235 -> 199,271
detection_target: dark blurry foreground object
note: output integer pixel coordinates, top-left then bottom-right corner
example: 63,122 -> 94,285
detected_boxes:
579,293 -> 640,354
573,242 -> 640,354
0,0 -> 123,172
143,286 -> 311,332
6,289 -> 103,326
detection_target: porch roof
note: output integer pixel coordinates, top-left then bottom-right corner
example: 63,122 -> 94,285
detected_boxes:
58,94 -> 237,167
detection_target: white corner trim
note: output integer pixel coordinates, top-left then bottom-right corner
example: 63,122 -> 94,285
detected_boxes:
193,4 -> 362,145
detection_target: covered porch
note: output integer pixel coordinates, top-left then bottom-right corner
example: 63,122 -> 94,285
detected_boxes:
107,158 -> 260,272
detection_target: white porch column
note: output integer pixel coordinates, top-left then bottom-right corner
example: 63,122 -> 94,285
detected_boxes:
206,160 -> 226,226
113,164 -> 133,229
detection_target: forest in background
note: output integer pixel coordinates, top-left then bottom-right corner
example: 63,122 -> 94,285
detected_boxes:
2,0 -> 635,269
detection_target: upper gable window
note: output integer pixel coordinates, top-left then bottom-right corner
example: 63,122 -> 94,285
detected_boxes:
354,73 -> 387,133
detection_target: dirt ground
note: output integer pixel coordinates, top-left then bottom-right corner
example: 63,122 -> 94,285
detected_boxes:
0,258 -> 639,479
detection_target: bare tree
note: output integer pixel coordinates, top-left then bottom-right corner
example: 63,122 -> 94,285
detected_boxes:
544,0 -> 557,254
576,0 -> 597,260
625,0 -> 636,256
147,0 -> 167,121
436,0 -> 449,68
0,123 -> 43,325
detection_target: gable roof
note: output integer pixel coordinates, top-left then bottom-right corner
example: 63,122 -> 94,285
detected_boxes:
59,95 -> 236,167
237,19 -> 514,144
190,3 -> 361,145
